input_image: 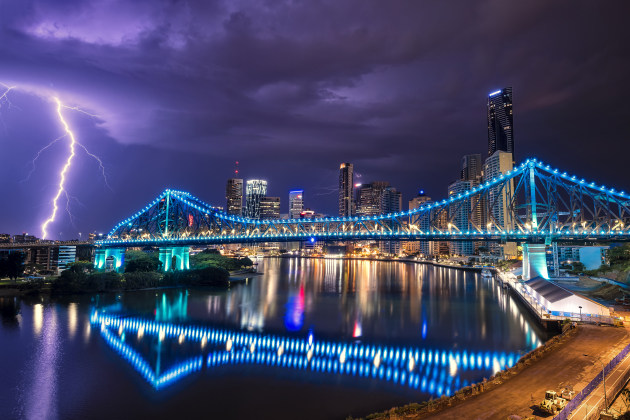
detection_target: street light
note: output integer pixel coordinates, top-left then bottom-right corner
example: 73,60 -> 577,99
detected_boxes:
583,353 -> 608,413
579,305 -> 582,322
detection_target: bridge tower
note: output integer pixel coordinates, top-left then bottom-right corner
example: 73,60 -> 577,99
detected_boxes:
522,244 -> 549,280
94,248 -> 126,272
158,246 -> 190,271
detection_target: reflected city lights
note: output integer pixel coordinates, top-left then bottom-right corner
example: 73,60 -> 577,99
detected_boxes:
68,303 -> 78,339
33,304 -> 43,336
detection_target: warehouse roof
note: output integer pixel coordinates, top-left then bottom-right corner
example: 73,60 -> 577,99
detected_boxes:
524,277 -> 573,303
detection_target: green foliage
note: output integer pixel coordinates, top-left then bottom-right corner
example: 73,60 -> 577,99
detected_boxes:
190,250 -> 253,271
67,261 -> 94,274
53,269 -> 123,293
163,266 -> 229,286
124,250 -> 161,272
0,252 -> 26,280
609,244 -> 630,265
123,271 -> 162,289
568,261 -> 585,274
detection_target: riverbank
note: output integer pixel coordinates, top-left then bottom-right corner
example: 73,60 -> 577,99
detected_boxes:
0,266 -> 258,297
358,324 -> 630,420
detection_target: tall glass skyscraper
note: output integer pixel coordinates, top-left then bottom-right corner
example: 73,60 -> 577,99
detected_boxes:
245,180 -> 267,219
487,87 -> 514,160
226,178 -> 243,216
289,190 -> 304,219
338,163 -> 354,217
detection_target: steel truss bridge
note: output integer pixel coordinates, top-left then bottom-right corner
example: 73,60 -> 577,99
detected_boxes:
95,158 -> 630,275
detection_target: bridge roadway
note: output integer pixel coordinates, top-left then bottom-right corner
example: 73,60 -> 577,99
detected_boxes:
96,231 -> 630,248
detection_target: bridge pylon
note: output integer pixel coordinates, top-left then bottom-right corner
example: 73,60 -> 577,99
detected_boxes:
159,246 -> 190,271
94,248 -> 126,272
522,243 -> 549,280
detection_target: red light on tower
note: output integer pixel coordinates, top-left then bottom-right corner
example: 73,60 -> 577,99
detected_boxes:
188,214 -> 194,227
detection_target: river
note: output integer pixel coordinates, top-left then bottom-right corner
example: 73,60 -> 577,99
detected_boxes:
0,257 -> 548,419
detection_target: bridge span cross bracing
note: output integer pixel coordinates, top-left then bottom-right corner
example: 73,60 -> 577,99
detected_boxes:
96,158 -> 630,248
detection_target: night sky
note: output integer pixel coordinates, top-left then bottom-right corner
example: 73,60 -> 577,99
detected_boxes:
1,1 -> 629,240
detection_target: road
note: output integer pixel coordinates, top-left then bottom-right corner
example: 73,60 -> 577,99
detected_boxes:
568,349 -> 630,419
423,325 -> 629,420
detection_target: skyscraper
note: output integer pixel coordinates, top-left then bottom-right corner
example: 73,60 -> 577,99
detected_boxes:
484,150 -> 517,258
406,191 -> 434,256
487,87 -> 514,160
448,179 -> 474,256
289,190 -> 304,219
245,180 -> 267,219
380,186 -> 403,255
339,163 -> 354,217
260,196 -> 281,219
226,178 -> 243,216
356,181 -> 390,216
461,154 -> 482,184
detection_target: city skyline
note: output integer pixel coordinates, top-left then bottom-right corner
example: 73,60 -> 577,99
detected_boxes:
1,2 -> 630,239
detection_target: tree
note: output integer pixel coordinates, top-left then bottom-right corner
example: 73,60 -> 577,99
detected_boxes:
66,261 -> 94,274
0,252 -> 25,280
190,250 -> 252,271
124,250 -> 161,272
609,244 -> 630,265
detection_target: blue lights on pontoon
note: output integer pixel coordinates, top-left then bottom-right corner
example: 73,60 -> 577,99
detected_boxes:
92,312 -> 524,396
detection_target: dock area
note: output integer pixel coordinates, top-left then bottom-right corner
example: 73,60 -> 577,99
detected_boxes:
493,271 -> 618,328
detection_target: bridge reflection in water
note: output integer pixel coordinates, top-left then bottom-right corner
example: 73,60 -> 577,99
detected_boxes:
91,311 -> 523,397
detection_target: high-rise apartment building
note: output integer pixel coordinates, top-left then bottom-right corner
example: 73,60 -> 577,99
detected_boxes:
380,186 -> 403,255
461,154 -> 482,184
245,180 -> 268,219
356,181 -> 390,216
226,178 -> 243,216
260,196 -> 281,219
448,180 -> 475,256
484,150 -> 517,258
338,163 -> 354,217
289,190 -> 304,219
487,87 -> 514,160
406,191 -> 433,256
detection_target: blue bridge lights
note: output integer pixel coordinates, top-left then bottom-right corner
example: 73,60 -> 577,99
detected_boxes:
96,157 -> 630,251
92,312 -> 525,396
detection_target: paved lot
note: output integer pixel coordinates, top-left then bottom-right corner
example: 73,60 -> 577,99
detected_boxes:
423,325 -> 630,420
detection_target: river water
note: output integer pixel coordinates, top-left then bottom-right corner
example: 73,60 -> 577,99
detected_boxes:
0,258 -> 548,419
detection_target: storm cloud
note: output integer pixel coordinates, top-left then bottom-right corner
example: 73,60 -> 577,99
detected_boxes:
1,1 -> 629,238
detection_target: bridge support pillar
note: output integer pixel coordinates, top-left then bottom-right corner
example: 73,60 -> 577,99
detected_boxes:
522,244 -> 549,280
159,246 -> 190,271
94,248 -> 125,272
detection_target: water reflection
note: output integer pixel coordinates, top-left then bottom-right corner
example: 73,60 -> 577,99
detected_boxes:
0,297 -> 21,329
25,305 -> 60,420
85,258 -> 544,401
91,311 -> 521,396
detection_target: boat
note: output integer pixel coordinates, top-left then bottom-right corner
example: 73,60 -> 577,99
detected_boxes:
481,269 -> 493,279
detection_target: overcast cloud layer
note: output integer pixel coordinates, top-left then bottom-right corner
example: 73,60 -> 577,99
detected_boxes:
1,1 -> 629,239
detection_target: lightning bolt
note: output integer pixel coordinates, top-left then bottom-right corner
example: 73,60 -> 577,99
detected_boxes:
41,97 -> 77,239
76,141 -> 111,189
21,134 -> 67,183
0,82 -> 17,106
1,83 -> 110,239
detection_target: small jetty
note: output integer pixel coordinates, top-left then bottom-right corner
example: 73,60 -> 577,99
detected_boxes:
490,270 -> 617,329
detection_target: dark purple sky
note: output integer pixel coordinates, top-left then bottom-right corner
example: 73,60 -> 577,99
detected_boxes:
1,1 -> 629,239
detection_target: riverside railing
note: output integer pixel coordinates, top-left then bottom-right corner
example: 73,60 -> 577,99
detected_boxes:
553,341 -> 630,420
